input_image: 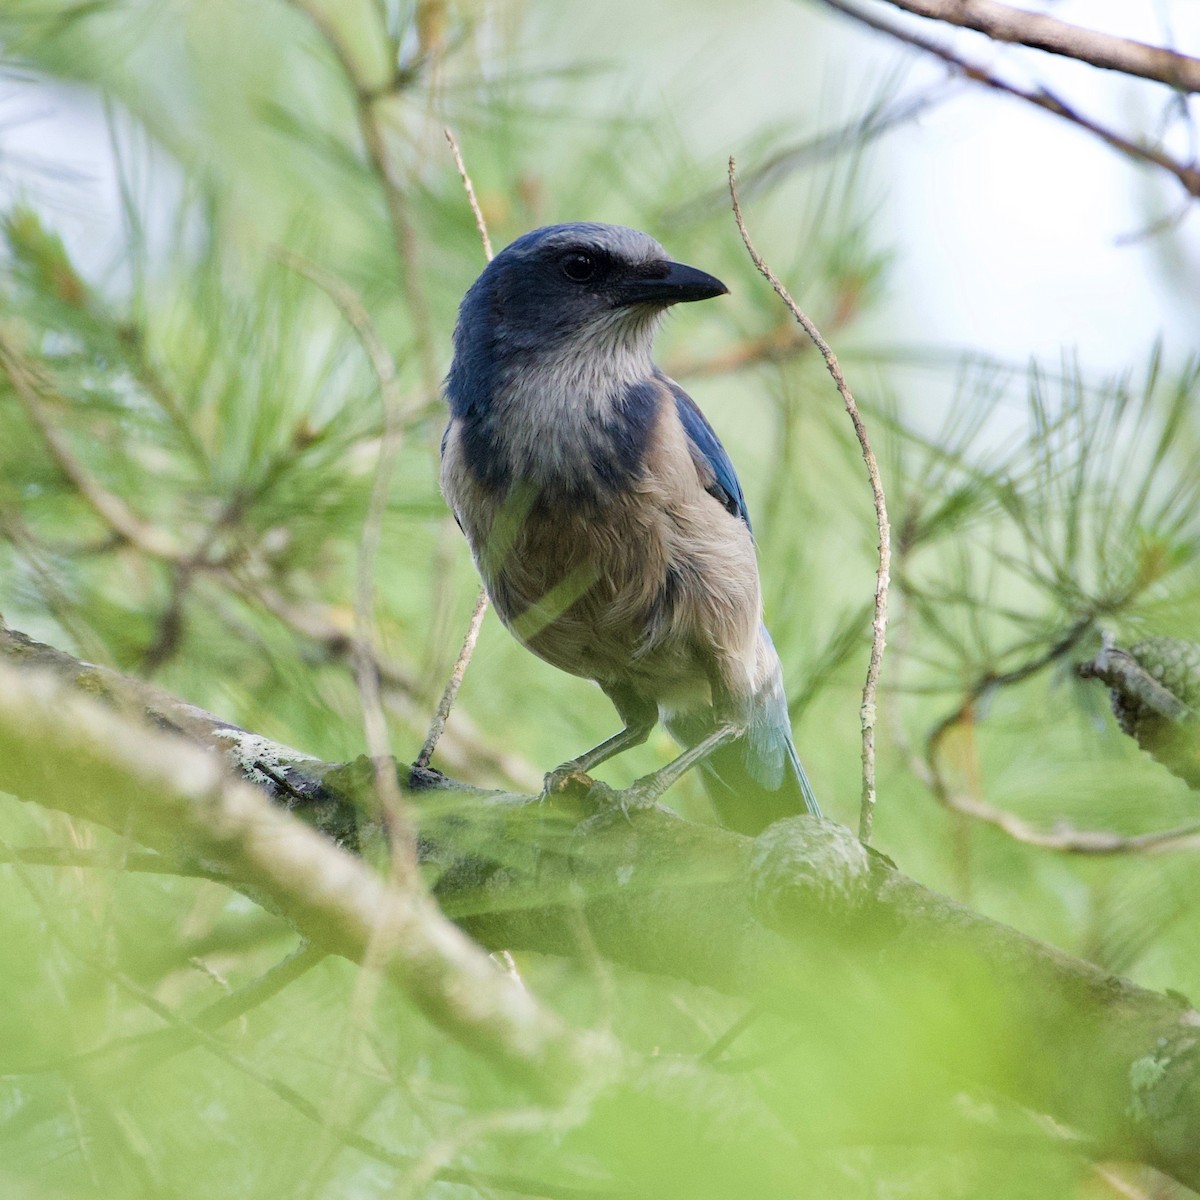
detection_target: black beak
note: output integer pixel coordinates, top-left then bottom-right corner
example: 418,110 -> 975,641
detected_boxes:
615,259 -> 729,307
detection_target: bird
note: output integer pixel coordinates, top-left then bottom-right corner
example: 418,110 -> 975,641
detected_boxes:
440,222 -> 820,834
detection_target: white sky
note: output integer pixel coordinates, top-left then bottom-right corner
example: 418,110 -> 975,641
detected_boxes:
876,0 -> 1200,371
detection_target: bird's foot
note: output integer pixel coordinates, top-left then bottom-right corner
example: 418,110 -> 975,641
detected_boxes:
544,764 -> 665,829
575,775 -> 663,830
541,764 -> 597,801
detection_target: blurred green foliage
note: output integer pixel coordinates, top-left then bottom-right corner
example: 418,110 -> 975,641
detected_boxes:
1,1 -> 1200,1197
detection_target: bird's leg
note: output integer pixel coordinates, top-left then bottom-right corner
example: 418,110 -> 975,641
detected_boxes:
542,688 -> 658,797
586,670 -> 751,818
612,719 -> 743,813
542,723 -> 654,795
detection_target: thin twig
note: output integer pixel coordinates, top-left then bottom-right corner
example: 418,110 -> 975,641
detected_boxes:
728,157 -> 891,845
821,0 -> 1200,200
274,250 -> 418,877
916,718 -> 1200,853
444,126 -> 493,260
902,618 -> 1200,853
416,585 -> 490,769
416,131 -> 496,772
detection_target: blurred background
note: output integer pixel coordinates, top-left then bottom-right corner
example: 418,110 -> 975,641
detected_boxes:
1,1 -> 1199,1196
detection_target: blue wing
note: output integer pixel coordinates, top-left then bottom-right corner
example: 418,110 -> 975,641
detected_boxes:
662,375 -> 752,533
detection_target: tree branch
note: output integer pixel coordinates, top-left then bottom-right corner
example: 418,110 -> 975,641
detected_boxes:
0,623 -> 837,1198
820,0 -> 1200,200
872,0 -> 1200,93
4,622 -> 1200,1185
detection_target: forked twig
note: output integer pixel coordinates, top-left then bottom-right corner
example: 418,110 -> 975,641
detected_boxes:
728,157 -> 891,844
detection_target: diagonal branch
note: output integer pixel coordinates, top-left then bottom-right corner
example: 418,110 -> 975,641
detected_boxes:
0,331 -> 186,562
870,0 -> 1200,93
820,0 -> 1200,199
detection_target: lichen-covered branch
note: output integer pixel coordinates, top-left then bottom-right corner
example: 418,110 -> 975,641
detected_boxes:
1080,637 -> 1200,790
0,651 -> 600,1104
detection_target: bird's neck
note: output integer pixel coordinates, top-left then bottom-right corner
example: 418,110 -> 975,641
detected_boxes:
472,329 -> 661,503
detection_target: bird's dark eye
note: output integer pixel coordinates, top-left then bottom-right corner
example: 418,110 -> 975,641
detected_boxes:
561,252 -> 596,282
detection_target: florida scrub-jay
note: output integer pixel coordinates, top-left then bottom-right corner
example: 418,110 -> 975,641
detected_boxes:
440,223 -> 819,834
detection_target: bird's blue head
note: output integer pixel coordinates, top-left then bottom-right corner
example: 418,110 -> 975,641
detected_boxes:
445,223 -> 727,419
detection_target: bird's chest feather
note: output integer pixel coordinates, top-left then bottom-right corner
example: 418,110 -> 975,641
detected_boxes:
441,406 -> 762,698
443,421 -> 672,667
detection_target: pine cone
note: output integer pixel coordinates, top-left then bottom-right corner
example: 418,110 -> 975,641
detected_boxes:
1080,638 -> 1200,789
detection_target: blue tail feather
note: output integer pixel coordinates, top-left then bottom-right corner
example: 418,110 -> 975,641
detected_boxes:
663,627 -> 820,834
698,714 -> 821,835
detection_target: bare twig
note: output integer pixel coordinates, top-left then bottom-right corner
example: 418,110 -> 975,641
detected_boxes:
444,126 -> 493,260
821,0 -> 1200,199
417,130 -> 496,773
416,584 -> 490,770
871,0 -> 1200,93
913,705 -> 1200,853
728,157 -> 891,845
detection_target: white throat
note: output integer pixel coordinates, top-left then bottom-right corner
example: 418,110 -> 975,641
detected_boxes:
493,308 -> 661,490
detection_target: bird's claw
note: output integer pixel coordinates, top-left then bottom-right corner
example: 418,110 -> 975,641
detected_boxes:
543,762 -> 665,829
574,777 -> 661,832
541,765 -> 597,800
